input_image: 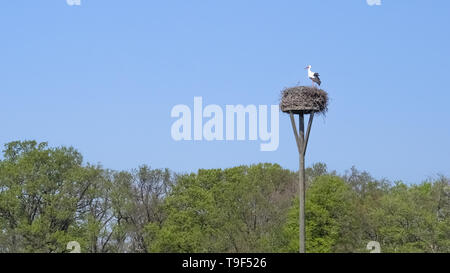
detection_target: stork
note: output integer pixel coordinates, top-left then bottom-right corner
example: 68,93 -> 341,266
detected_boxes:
305,65 -> 321,87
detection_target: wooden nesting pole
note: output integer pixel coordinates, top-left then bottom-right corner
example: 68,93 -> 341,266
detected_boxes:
289,111 -> 314,253
280,85 -> 328,254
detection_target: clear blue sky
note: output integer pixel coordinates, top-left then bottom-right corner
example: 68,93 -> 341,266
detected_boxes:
1,0 -> 449,183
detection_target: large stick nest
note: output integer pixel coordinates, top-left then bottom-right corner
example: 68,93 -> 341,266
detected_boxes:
280,86 -> 329,114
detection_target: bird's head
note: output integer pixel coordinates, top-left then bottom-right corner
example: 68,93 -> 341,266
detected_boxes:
304,65 -> 311,70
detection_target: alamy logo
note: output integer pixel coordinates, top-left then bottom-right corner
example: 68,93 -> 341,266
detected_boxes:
170,97 -> 279,151
67,0 -> 81,6
367,0 -> 381,6
67,241 -> 81,253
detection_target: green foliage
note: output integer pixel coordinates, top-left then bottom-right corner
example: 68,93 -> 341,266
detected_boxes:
369,180 -> 450,252
1,140 -> 450,253
282,175 -> 357,253
0,141 -> 96,252
147,164 -> 296,253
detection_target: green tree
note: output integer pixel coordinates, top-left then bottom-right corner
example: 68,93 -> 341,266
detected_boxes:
369,179 -> 450,253
147,164 -> 296,253
282,175 -> 357,253
0,141 -> 105,252
110,166 -> 174,252
2,140 -> 450,254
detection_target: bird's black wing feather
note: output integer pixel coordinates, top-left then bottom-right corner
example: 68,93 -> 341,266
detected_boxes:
313,73 -> 322,85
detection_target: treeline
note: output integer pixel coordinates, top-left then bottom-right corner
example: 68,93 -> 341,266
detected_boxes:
0,141 -> 449,253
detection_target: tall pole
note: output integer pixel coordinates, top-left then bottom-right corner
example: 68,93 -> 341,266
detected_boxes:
289,111 -> 314,253
299,113 -> 306,253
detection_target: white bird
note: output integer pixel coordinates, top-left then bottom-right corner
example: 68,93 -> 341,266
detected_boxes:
305,65 -> 321,87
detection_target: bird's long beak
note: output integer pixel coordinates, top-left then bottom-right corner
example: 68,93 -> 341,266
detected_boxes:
304,66 -> 308,69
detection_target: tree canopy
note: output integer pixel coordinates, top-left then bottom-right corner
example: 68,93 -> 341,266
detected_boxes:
0,141 -> 448,253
